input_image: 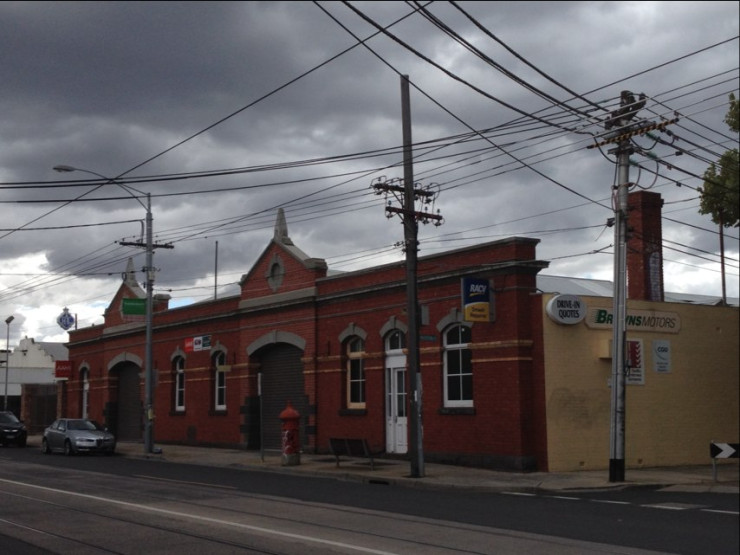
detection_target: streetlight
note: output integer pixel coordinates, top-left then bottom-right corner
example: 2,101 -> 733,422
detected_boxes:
53,165 -> 156,454
4,315 -> 14,411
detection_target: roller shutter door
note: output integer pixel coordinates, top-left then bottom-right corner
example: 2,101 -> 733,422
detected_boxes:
259,344 -> 306,451
115,364 -> 142,441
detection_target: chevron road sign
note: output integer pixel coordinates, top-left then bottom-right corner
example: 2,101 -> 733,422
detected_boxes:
710,442 -> 739,459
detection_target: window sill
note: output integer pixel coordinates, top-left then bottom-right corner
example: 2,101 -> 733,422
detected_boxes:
339,408 -> 367,416
438,407 -> 475,415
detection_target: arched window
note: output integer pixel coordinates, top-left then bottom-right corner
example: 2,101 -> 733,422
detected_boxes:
80,367 -> 90,419
345,337 -> 366,409
172,356 -> 185,412
212,351 -> 227,411
443,324 -> 473,407
385,329 -> 406,352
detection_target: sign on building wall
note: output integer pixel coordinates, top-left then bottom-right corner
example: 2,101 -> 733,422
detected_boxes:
585,307 -> 680,333
185,335 -> 211,353
652,339 -> 671,373
122,298 -> 146,322
122,298 -> 146,315
461,277 -> 494,322
546,295 -> 586,324
55,360 -> 72,380
626,339 -> 644,385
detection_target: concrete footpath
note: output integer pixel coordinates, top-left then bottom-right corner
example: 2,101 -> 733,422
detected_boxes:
76,438 -> 740,495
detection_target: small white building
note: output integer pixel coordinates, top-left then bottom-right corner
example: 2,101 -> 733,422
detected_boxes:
2,337 -> 66,432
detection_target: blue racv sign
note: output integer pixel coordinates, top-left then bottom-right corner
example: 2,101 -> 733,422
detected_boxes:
461,277 -> 493,322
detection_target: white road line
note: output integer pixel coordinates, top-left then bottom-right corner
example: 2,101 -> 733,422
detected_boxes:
0,478 -> 400,555
640,503 -> 705,511
700,509 -> 740,516
592,499 -> 630,505
133,474 -> 237,490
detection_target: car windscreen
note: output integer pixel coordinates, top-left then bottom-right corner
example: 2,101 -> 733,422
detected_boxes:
0,413 -> 20,424
68,420 -> 99,431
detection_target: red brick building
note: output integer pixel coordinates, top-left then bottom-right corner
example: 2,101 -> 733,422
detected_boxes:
65,208 -> 550,470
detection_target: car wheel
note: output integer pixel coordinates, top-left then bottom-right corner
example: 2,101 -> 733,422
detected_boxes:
64,440 -> 75,456
42,438 -> 51,454
18,437 -> 27,448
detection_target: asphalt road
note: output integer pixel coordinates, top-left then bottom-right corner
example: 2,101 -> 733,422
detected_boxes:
1,446 -> 738,554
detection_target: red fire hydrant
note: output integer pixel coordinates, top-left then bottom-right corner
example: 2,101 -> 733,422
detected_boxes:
280,401 -> 300,466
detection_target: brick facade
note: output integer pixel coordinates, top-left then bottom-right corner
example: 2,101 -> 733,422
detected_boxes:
64,211 -> 550,471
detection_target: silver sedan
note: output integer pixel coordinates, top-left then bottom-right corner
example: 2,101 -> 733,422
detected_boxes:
42,418 -> 116,456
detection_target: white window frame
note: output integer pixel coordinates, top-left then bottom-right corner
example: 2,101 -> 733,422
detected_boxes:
80,367 -> 90,419
443,324 -> 473,407
213,351 -> 227,411
346,337 -> 366,409
173,357 -> 185,412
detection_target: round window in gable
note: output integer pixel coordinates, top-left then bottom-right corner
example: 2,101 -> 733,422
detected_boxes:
266,255 -> 285,292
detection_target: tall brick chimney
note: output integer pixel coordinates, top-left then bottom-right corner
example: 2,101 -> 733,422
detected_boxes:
627,190 -> 664,301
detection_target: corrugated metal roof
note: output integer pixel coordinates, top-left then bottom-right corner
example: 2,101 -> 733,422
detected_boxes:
37,342 -> 68,361
537,274 -> 738,307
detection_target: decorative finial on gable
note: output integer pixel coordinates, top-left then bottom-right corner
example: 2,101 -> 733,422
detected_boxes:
274,208 -> 293,245
123,258 -> 140,289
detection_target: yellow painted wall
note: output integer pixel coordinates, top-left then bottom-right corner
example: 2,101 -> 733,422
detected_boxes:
543,294 -> 739,471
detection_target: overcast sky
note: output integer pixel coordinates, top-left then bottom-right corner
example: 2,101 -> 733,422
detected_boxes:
1,1 -> 738,344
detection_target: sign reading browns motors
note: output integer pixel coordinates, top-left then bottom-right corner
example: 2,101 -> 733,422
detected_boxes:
585,307 -> 681,333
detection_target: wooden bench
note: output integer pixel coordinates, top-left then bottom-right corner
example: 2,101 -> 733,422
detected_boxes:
329,438 -> 383,470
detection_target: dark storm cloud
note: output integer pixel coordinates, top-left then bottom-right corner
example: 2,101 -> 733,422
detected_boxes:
0,1 -> 737,340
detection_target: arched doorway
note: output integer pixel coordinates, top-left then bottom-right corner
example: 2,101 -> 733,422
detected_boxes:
256,344 -> 306,452
109,362 -> 142,441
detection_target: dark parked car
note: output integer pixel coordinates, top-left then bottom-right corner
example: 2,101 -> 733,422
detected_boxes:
42,418 -> 116,455
0,411 -> 27,447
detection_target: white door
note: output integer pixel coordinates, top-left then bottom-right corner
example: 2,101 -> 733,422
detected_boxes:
386,355 -> 407,454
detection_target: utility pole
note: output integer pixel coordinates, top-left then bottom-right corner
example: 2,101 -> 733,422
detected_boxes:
610,131 -> 630,483
372,75 -> 443,478
53,165 -> 174,455
120,193 -> 173,455
598,91 -> 647,482
590,92 -> 679,482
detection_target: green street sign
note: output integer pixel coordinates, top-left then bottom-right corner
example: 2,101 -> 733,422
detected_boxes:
122,298 -> 147,316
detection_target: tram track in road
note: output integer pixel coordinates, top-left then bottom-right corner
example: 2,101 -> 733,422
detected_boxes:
1,455 -> 736,554
0,486 -> 293,555
0,473 -> 658,555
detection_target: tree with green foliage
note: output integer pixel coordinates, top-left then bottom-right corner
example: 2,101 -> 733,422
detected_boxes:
699,93 -> 739,228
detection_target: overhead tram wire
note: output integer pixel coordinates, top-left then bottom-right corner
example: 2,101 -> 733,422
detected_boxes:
0,1 -> 432,248
327,2 -> 610,210
5,33 -> 732,308
413,0 -> 607,126
341,1 -> 603,136
447,0 -> 608,116
0,246 -> 141,304
0,218 -> 144,232
1,90 -> 724,276
5,29 -> 732,288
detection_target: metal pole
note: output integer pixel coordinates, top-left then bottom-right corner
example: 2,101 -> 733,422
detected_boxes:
52,165 -> 164,455
401,74 -> 424,478
144,193 -> 155,454
719,212 -> 726,305
259,372 -> 264,462
3,316 -> 13,411
609,140 -> 630,483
